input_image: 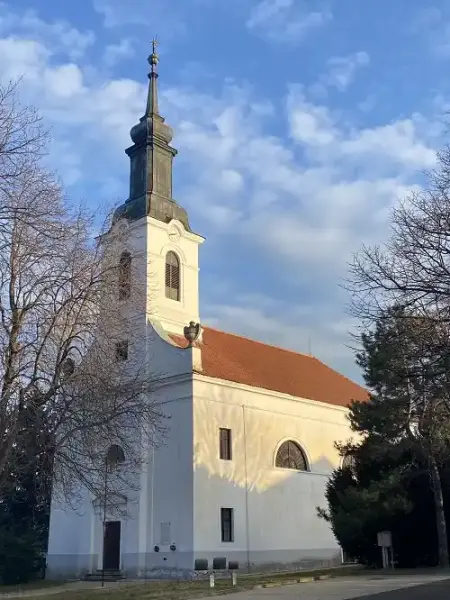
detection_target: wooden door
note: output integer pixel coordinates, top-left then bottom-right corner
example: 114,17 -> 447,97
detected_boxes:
103,521 -> 121,570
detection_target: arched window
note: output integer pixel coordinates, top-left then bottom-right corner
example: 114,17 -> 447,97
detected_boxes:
118,251 -> 131,300
165,251 -> 180,301
275,440 -> 309,471
106,444 -> 126,473
62,357 -> 75,378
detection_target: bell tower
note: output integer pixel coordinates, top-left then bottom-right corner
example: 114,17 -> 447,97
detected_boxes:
114,42 -> 204,335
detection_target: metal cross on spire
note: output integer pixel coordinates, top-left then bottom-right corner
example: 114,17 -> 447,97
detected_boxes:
145,36 -> 160,116
149,36 -> 159,73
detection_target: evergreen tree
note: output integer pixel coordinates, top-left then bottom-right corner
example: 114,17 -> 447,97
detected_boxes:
0,402 -> 52,584
320,307 -> 450,566
321,439 -> 439,566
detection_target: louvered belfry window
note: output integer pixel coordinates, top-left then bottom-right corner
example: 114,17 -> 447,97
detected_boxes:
165,251 -> 180,301
275,440 -> 308,471
118,251 -> 131,300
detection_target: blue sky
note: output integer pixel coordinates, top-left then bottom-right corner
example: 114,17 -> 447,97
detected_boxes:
1,0 -> 448,382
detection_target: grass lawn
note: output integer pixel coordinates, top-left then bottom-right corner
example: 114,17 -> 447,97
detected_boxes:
0,580 -> 63,594
13,566 -> 362,600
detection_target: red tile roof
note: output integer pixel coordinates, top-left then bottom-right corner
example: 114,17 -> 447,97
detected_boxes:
171,326 -> 367,408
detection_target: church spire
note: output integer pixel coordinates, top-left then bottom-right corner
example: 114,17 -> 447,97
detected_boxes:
145,38 -> 159,117
115,41 -> 191,231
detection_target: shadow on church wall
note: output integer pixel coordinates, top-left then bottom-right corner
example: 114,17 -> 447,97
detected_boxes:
46,375 -> 351,579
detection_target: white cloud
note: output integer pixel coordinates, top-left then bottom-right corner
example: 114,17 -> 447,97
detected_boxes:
203,294 -> 362,381
2,26 -> 433,314
93,0 -> 147,27
324,51 -> 369,91
0,37 -> 49,80
250,178 -> 419,274
0,6 -> 95,60
246,0 -> 332,44
43,63 -> 85,99
0,5 -> 443,381
341,119 -> 437,169
0,33 -> 145,198
287,87 -> 437,171
219,169 -> 244,194
93,0 -> 186,40
287,92 -> 338,146
168,82 -> 438,284
307,52 -> 369,99
103,38 -> 134,67
411,8 -> 450,59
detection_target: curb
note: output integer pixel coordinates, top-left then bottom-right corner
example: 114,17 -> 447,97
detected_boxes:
255,574 -> 331,589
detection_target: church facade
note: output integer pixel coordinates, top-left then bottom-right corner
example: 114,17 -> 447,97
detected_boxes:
46,47 -> 367,579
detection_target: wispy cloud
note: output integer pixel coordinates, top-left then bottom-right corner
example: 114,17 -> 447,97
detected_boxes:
93,0 -> 187,40
246,0 -> 331,44
411,7 -> 450,58
0,5 -> 95,60
308,52 -> 370,98
325,51 -> 369,91
93,0 -> 150,27
203,292 -> 361,380
103,38 -> 134,67
0,2 -> 444,381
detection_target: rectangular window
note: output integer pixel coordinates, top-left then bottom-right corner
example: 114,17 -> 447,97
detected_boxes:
221,508 -> 234,543
115,341 -> 129,362
219,428 -> 232,460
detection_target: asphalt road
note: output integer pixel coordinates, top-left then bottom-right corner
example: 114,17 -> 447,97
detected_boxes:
359,579 -> 450,599
226,574 -> 450,600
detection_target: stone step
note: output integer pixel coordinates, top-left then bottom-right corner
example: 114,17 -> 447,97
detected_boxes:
83,570 -> 126,582
95,569 -> 123,575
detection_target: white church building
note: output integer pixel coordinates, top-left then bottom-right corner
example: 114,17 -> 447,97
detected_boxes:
46,47 -> 367,579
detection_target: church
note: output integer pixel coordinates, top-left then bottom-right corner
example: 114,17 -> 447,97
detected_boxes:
46,46 -> 367,580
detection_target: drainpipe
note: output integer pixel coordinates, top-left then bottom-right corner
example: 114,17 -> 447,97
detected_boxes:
242,405 -> 251,572
150,434 -> 155,551
101,458 -> 108,587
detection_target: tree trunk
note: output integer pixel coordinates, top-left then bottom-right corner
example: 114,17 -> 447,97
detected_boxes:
429,454 -> 449,567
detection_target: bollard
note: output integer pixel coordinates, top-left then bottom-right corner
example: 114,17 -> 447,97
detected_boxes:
231,572 -> 237,586
209,573 -> 215,588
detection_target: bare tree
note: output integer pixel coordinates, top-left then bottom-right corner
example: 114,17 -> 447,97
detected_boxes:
390,311 -> 450,568
348,148 -> 450,409
0,81 -> 166,506
0,80 -> 48,191
347,148 -> 450,566
348,148 -> 450,324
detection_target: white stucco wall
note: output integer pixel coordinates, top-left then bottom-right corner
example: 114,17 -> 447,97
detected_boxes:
46,211 -> 201,578
46,363 -> 195,578
146,217 -> 204,336
143,382 -> 194,573
46,209 -> 358,578
103,215 -> 203,338
47,357 -> 355,578
46,489 -> 93,578
192,375 -> 353,571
